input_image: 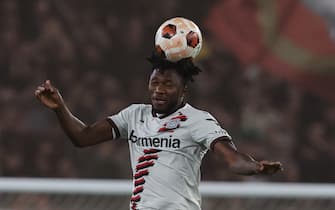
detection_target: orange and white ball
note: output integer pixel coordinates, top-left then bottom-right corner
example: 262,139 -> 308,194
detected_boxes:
155,17 -> 202,62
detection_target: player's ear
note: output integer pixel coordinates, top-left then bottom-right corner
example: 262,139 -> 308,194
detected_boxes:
182,85 -> 188,96
180,86 -> 187,103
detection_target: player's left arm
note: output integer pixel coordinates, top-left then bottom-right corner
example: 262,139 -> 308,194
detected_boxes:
212,138 -> 283,175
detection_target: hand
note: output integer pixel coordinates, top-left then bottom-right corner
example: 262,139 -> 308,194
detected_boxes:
257,160 -> 283,175
35,80 -> 64,110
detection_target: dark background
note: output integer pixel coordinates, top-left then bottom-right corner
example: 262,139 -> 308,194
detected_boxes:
0,0 -> 334,183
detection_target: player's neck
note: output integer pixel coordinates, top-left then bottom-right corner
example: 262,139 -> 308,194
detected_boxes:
152,102 -> 186,119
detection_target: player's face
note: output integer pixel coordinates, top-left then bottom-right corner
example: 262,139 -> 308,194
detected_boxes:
149,69 -> 186,114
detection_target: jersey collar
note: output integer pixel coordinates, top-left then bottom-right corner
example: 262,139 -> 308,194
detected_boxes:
151,102 -> 187,119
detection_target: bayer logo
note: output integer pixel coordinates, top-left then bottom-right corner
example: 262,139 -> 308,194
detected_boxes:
165,119 -> 180,130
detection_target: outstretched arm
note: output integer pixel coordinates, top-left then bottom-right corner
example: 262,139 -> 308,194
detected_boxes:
212,138 -> 283,175
35,80 -> 114,147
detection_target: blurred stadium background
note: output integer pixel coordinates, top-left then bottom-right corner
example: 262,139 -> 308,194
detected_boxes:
0,0 -> 335,209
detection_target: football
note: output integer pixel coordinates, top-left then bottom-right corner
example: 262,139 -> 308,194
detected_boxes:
154,17 -> 203,62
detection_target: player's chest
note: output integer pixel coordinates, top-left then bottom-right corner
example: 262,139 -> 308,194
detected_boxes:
127,113 -> 193,149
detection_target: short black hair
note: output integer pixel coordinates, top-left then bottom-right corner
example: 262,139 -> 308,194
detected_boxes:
147,51 -> 202,85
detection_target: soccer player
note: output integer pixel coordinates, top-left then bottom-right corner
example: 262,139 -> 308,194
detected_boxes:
35,56 -> 282,210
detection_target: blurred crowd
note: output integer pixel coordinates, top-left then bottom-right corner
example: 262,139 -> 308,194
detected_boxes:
0,0 -> 334,183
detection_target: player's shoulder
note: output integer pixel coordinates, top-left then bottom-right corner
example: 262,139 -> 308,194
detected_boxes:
121,103 -> 153,117
123,103 -> 151,112
183,103 -> 216,121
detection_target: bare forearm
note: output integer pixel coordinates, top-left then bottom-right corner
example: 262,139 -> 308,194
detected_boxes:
35,80 -> 113,147
228,152 -> 261,175
54,103 -> 114,147
54,104 -> 89,147
213,140 -> 282,176
213,140 -> 261,175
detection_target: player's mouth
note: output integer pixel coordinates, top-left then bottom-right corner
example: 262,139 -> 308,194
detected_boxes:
152,97 -> 168,105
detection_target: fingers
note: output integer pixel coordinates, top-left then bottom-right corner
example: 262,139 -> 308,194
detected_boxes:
34,80 -> 56,98
34,89 -> 41,98
266,161 -> 284,171
259,161 -> 284,174
277,163 -> 284,171
34,86 -> 45,97
44,80 -> 55,93
261,160 -> 282,166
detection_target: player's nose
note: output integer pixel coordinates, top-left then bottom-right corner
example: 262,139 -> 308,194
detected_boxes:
154,84 -> 166,94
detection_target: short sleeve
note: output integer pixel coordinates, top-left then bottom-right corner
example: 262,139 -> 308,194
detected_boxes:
190,113 -> 232,149
107,104 -> 136,139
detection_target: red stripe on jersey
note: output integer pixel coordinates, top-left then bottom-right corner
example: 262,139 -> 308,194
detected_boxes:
130,148 -> 162,208
136,161 -> 154,171
138,154 -> 158,163
134,169 -> 149,179
171,114 -> 187,121
143,148 -> 161,154
131,195 -> 141,202
158,127 -> 176,132
131,202 -> 137,210
134,178 -> 145,186
133,186 -> 144,195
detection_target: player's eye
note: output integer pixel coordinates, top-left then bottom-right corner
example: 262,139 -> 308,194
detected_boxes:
164,82 -> 173,87
150,80 -> 159,86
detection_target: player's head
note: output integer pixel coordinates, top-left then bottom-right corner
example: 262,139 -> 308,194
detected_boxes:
147,53 -> 201,114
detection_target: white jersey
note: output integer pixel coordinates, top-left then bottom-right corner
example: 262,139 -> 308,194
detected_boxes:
108,103 -> 232,210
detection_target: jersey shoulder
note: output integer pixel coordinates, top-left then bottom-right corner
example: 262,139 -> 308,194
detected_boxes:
183,104 -> 218,122
122,103 -> 151,112
123,103 -> 152,118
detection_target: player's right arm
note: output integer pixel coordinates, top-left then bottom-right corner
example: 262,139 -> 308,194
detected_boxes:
35,80 -> 114,147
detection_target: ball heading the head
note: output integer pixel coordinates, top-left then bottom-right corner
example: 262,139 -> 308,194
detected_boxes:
154,17 -> 203,62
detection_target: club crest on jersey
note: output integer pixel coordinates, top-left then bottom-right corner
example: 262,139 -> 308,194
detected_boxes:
158,113 -> 187,132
